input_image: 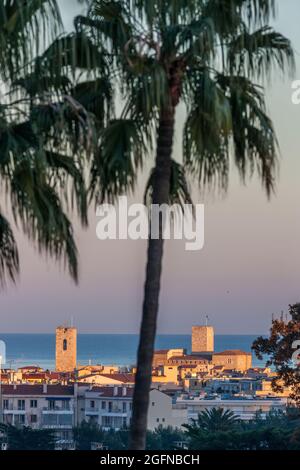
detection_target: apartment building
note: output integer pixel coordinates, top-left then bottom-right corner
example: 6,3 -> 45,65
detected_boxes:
175,395 -> 287,421
78,386 -> 187,431
78,386 -> 133,430
0,383 -> 289,438
1,384 -> 76,440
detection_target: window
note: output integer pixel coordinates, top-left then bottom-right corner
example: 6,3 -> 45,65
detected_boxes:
16,414 -> 25,425
162,418 -> 165,423
30,400 -> 37,408
122,402 -> 127,413
102,416 -> 113,427
101,401 -> 106,410
108,401 -> 112,413
90,400 -> 95,409
30,415 -> 37,423
3,400 -> 9,410
152,402 -> 155,406
18,400 -> 25,411
48,400 -> 56,410
61,400 -> 70,410
156,418 -> 159,422
63,339 -> 67,351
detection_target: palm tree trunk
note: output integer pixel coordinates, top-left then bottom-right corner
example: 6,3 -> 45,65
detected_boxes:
129,105 -> 175,450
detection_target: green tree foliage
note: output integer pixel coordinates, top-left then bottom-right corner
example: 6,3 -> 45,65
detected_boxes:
183,408 -> 300,450
70,410 -> 300,450
73,420 -> 105,450
73,420 -> 129,450
0,1 -> 93,286
146,426 -> 186,450
0,424 -> 55,450
0,0 -> 295,449
252,303 -> 300,404
184,407 -> 240,433
36,0 -> 294,448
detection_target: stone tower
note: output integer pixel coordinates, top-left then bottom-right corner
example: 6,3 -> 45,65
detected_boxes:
192,325 -> 214,355
55,326 -> 77,372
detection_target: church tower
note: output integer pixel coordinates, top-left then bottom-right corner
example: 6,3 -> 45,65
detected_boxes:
192,325 -> 214,355
55,326 -> 77,372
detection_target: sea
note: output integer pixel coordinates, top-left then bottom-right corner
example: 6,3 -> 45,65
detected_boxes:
0,334 -> 265,370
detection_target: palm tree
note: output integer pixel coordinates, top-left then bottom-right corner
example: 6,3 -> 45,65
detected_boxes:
182,408 -> 240,450
33,0 -> 294,449
0,1 -> 92,287
184,407 -> 240,433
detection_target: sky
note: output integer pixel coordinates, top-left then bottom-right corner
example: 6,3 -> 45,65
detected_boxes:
0,0 -> 299,334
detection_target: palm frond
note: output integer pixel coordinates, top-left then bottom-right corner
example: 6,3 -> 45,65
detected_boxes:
41,31 -> 108,75
72,78 -> 113,127
13,70 -> 71,98
30,97 -> 95,155
124,60 -> 169,123
228,26 -> 295,78
0,119 -> 38,176
10,158 -> 79,282
201,0 -> 244,38
0,211 -> 19,288
77,0 -> 133,55
90,118 -> 146,203
217,73 -> 278,196
44,151 -> 88,227
0,0 -> 62,80
144,160 -> 193,209
183,68 -> 232,190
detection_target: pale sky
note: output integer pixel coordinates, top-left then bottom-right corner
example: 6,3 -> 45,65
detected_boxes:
0,0 -> 299,334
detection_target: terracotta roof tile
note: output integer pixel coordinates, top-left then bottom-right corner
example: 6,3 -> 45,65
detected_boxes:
2,384 -> 74,396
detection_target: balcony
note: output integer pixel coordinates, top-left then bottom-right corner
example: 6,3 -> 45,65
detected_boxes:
3,407 -> 26,414
42,424 -> 73,429
85,407 -> 99,414
42,407 -> 73,414
101,409 -> 128,417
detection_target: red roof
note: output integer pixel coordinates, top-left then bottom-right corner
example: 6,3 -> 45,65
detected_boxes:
47,372 -> 61,379
2,384 -> 74,396
22,373 -> 47,380
100,373 -> 135,383
80,373 -> 135,383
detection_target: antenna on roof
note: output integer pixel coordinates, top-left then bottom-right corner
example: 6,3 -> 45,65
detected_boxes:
70,316 -> 74,328
205,315 -> 209,326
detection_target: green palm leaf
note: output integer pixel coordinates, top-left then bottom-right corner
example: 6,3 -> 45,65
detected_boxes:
0,211 -> 19,287
90,118 -> 147,203
0,0 -> 61,80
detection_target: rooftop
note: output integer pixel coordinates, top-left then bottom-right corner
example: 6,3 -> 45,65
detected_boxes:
2,384 -> 74,396
213,350 -> 251,356
85,386 -> 134,398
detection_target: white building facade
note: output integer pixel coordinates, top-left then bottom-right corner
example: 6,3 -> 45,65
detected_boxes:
1,384 -> 76,440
